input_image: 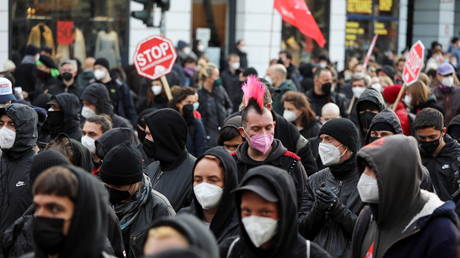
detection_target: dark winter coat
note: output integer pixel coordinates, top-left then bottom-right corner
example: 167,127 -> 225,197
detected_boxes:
150,214 -> 220,258
353,135 -> 459,258
433,85 -> 460,124
299,158 -> 364,258
99,79 -> 138,125
48,81 -> 83,98
232,139 -> 309,218
220,165 -> 330,258
410,95 -> 444,115
13,61 -> 37,98
221,70 -> 243,113
80,83 -> 132,129
272,79 -> 297,115
144,109 -> 196,211
306,89 -> 349,118
299,119 -> 322,140
185,117 -> 206,158
198,85 -> 233,147
420,134 -> 460,202
180,147 -> 240,243
0,104 -> 37,233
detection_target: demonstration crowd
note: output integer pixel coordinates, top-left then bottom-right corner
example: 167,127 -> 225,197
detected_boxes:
0,38 -> 460,258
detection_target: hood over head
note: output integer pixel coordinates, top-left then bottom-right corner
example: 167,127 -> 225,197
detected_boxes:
29,149 -> 69,184
95,127 -> 137,160
357,135 -> 425,227
149,214 -> 219,258
365,109 -> 402,144
80,83 -> 114,115
0,103 -> 38,157
234,165 -> 300,257
144,108 -> 188,165
47,133 -> 93,172
356,87 -> 386,113
447,114 -> 460,139
51,93 -> 82,138
191,146 -> 239,239
34,165 -> 109,258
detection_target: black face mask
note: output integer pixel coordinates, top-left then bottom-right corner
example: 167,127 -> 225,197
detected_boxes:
419,138 -> 441,154
33,216 -> 66,255
368,136 -> 380,144
321,83 -> 332,96
62,72 -> 73,81
182,104 -> 195,124
359,111 -> 377,133
143,139 -> 157,158
106,186 -> 131,205
46,111 -> 64,127
137,126 -> 146,143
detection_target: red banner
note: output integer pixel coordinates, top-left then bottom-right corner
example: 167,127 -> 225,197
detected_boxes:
274,0 -> 326,47
57,21 -> 74,45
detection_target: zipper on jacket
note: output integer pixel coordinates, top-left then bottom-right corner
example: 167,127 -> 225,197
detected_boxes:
153,171 -> 164,188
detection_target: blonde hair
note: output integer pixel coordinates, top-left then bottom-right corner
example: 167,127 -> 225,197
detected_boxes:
379,76 -> 394,87
406,80 -> 431,106
198,63 -> 218,84
147,226 -> 187,242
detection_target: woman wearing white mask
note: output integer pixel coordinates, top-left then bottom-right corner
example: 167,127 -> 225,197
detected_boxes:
299,118 -> 363,258
136,79 -> 168,113
180,146 -> 239,244
353,135 -> 458,258
222,165 -> 330,258
282,91 -> 321,140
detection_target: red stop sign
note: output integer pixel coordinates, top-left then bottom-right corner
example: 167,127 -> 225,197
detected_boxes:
403,40 -> 425,86
133,35 -> 177,80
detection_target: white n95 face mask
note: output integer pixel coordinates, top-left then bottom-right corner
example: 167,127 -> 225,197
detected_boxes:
242,216 -> 278,248
357,173 -> 379,203
94,69 -> 106,81
352,87 -> 366,98
81,135 -> 96,153
81,106 -> 96,119
318,142 -> 343,166
0,127 -> 16,149
151,85 -> 162,96
441,76 -> 454,87
283,110 -> 298,122
193,182 -> 223,209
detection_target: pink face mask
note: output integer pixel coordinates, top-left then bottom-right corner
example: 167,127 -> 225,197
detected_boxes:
246,132 -> 274,154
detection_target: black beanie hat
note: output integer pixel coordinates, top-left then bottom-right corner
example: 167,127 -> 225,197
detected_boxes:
94,58 -> 110,71
371,122 -> 396,133
319,118 -> 360,153
100,143 -> 143,186
29,149 -> 70,184
25,44 -> 39,56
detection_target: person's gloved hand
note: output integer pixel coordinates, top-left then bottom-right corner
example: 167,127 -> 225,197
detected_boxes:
315,186 -> 339,212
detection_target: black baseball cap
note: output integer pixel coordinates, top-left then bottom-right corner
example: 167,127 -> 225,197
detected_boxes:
233,177 -> 279,202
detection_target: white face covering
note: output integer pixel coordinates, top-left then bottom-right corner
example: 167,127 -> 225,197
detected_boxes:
193,182 -> 223,209
283,110 -> 298,122
352,87 -> 366,98
371,83 -> 382,92
151,85 -> 162,96
318,142 -> 344,166
404,95 -> 412,107
441,76 -> 454,87
81,135 -> 96,153
357,173 -> 379,203
242,216 -> 278,248
0,127 -> 16,149
231,62 -> 240,70
193,102 -> 200,111
81,106 -> 96,119
94,69 -> 106,81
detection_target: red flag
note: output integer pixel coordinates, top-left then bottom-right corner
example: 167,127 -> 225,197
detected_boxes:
274,0 -> 326,47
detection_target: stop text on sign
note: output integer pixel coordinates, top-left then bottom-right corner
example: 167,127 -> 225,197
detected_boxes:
136,42 -> 171,67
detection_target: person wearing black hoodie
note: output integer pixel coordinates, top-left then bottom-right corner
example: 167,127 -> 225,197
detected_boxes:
352,135 -> 459,258
299,118 -> 363,258
221,165 -> 330,258
44,93 -> 82,140
144,214 -> 220,258
447,114 -> 460,142
46,133 -> 93,172
352,87 -> 386,140
80,83 -> 132,128
414,108 -> 460,203
0,103 -> 38,233
23,165 -> 117,258
144,109 -> 197,211
100,143 -> 175,258
179,146 -> 239,243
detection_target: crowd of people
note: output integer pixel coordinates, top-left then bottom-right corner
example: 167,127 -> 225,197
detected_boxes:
0,38 -> 460,258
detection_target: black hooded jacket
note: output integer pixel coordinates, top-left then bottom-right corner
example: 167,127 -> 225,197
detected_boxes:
81,83 -> 132,128
49,93 -> 82,140
420,134 -> 460,202
299,155 -> 363,258
353,135 -> 459,258
233,139 -> 309,219
220,165 -> 330,258
149,214 -> 220,258
180,146 -> 240,243
447,114 -> 460,139
306,89 -> 349,118
23,165 -> 114,258
0,104 -> 37,233
352,88 -> 386,139
144,109 -> 196,211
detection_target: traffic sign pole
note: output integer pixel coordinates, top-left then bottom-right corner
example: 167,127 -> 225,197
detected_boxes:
392,84 -> 406,111
160,75 -> 173,101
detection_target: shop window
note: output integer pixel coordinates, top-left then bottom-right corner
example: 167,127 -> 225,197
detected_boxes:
10,0 -> 130,67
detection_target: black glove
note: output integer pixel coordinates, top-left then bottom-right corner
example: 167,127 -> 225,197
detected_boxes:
315,187 -> 339,212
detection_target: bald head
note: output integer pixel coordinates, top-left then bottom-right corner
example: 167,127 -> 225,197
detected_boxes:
321,103 -> 340,123
267,64 -> 287,87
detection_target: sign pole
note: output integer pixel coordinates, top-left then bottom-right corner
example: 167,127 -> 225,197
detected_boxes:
363,35 -> 378,69
160,76 -> 173,101
392,84 -> 406,111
